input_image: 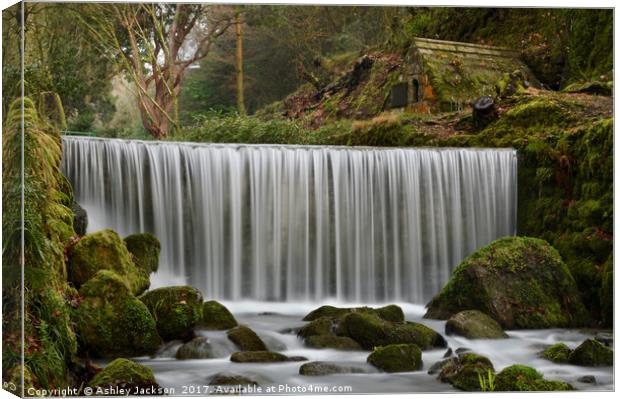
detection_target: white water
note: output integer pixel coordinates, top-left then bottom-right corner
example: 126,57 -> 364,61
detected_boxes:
127,302 -> 612,394
62,136 -> 517,303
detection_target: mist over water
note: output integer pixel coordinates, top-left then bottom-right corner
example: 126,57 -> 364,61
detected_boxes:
62,137 -> 517,303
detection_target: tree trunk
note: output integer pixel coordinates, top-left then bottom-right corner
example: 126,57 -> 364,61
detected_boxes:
235,13 -> 246,116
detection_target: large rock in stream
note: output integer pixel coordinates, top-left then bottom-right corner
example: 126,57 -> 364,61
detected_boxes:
139,286 -> 204,341
89,358 -> 159,391
68,229 -> 150,295
74,270 -> 162,357
124,233 -> 160,273
445,310 -> 508,339
424,237 -> 589,329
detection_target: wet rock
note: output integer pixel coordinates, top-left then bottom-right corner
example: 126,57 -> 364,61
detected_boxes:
124,233 -> 160,273
375,304 -> 405,322
68,229 -> 150,295
74,270 -> 161,358
200,301 -> 238,330
230,351 -> 304,363
445,310 -> 508,339
495,364 -> 573,391
299,361 -> 368,376
89,358 -> 160,392
569,338 -> 613,366
305,335 -> 362,350
540,343 -> 571,363
279,327 -> 300,335
208,373 -> 258,386
302,304 -> 404,322
428,358 -> 453,375
594,331 -> 613,347
367,344 -> 422,372
577,375 -> 597,384
425,237 -> 589,329
455,347 -> 471,355
71,202 -> 88,236
298,316 -> 335,338
176,337 -> 218,360
438,353 -> 494,391
341,312 -> 445,350
443,348 -> 453,358
227,326 -> 268,351
139,286 -> 203,342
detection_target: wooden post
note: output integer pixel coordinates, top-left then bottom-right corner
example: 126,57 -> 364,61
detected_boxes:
235,12 -> 246,116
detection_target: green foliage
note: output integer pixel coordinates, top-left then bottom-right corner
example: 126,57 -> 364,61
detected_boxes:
439,353 -> 495,391
477,368 -> 496,391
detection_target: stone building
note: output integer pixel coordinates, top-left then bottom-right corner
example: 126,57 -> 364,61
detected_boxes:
390,37 -> 539,113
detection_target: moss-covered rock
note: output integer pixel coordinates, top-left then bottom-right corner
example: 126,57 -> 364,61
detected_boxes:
562,80 -> 612,96
200,300 -> 237,330
124,233 -> 160,273
230,351 -> 303,363
425,237 -> 589,329
227,326 -> 268,351
342,312 -> 445,350
299,361 -> 368,376
71,202 -> 88,236
568,338 -> 613,366
298,316 -> 335,338
305,335 -> 362,350
494,364 -> 573,391
139,286 -> 203,342
445,310 -> 508,339
600,256 -> 613,326
540,343 -> 572,363
74,270 -> 162,357
302,304 -> 404,322
68,229 -> 150,295
367,344 -> 422,372
88,358 -> 158,391
175,337 -> 218,360
438,353 -> 495,391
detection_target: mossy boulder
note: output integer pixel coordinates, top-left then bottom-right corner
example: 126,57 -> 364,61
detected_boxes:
175,337 -> 218,360
227,326 -> 268,351
305,335 -> 362,350
139,286 -> 203,341
74,270 -> 162,357
88,358 -> 158,391
299,361 -> 368,376
495,364 -> 573,391
367,344 -> 422,372
298,316 -> 335,338
568,338 -> 613,366
200,300 -> 237,330
540,343 -> 571,363
342,312 -> 445,350
302,304 -> 404,322
425,237 -> 589,329
438,353 -> 495,391
445,310 -> 508,339
68,229 -> 150,295
124,233 -> 160,273
71,202 -> 88,236
230,351 -> 301,363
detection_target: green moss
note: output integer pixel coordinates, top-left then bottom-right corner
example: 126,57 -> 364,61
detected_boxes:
298,316 -> 334,338
305,335 -> 362,350
568,338 -> 613,366
200,300 -> 237,330
89,358 -> 156,389
139,286 -> 203,341
74,270 -> 162,357
367,344 -> 422,372
68,229 -> 150,295
439,353 -> 495,391
445,310 -> 508,339
124,233 -> 160,273
227,326 -> 268,351
230,351 -> 291,363
342,312 -> 390,350
375,304 -> 405,322
495,364 -> 572,391
600,256 -> 613,326
388,322 -> 447,350
540,343 -> 572,363
425,236 -> 589,329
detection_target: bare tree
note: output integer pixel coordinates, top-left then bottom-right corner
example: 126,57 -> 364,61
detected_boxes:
79,3 -> 233,138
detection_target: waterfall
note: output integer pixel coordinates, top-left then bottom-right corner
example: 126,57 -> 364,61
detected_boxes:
62,137 -> 517,303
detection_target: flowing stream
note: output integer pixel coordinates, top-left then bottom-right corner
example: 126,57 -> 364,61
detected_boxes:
62,136 -> 517,303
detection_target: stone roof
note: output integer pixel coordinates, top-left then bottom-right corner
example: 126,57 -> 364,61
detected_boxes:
410,37 -> 538,109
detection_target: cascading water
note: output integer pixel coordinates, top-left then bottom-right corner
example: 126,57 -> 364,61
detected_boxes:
62,137 -> 517,303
